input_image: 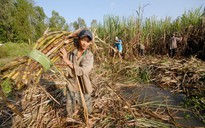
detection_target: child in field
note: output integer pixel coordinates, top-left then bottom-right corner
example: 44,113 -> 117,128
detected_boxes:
60,29 -> 94,120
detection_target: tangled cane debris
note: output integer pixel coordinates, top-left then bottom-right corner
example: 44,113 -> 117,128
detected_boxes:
0,30 -> 205,127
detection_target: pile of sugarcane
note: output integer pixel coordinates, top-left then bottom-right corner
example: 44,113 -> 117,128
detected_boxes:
149,56 -> 205,95
0,31 -> 76,90
0,30 -> 81,127
148,56 -> 205,122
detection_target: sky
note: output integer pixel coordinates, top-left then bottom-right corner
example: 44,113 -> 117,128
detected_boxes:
35,0 -> 204,26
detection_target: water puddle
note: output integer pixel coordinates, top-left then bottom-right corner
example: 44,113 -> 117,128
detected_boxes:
120,84 -> 205,127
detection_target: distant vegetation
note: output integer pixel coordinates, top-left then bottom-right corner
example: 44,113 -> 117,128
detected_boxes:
0,43 -> 32,66
0,0 -> 204,60
0,43 -> 32,58
1,0 -> 71,43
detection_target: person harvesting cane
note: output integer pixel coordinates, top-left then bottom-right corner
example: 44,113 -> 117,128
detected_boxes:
60,29 -> 94,124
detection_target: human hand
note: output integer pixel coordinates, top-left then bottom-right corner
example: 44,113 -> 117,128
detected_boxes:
60,48 -> 71,65
180,37 -> 183,41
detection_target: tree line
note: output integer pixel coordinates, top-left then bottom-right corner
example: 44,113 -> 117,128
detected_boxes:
0,0 -> 93,43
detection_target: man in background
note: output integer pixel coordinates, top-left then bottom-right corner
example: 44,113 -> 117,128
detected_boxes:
114,36 -> 123,61
168,33 -> 182,58
136,43 -> 145,56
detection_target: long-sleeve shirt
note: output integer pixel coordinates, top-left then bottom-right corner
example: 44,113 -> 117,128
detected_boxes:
169,36 -> 182,49
66,49 -> 94,94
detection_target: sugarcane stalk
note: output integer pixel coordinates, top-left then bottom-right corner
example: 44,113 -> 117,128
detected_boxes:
3,68 -> 18,79
11,71 -> 20,80
33,36 -> 48,49
50,56 -> 60,63
21,58 -> 32,82
76,76 -> 89,127
26,61 -> 39,75
46,40 -> 66,57
35,68 -> 43,82
41,31 -> 69,50
34,31 -> 64,49
40,34 -> 66,53
49,43 -> 75,59
0,58 -> 27,72
14,66 -> 25,86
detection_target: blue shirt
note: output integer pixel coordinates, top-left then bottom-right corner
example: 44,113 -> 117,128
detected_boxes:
115,39 -> 123,53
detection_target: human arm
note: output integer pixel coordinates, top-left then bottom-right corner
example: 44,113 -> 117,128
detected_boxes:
60,48 -> 74,68
67,28 -> 83,39
115,40 -> 122,44
176,37 -> 183,42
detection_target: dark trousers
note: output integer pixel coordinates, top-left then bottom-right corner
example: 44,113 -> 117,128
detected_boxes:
169,49 -> 176,58
66,91 -> 92,117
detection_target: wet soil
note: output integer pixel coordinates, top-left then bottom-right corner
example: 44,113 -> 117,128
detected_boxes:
119,84 -> 205,127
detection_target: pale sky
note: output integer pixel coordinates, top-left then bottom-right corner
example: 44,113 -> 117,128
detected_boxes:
35,0 -> 204,26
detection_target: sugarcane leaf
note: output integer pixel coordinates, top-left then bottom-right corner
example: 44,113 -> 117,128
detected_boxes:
28,49 -> 52,71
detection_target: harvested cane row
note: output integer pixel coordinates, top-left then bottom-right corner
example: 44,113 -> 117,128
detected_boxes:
149,56 -> 205,96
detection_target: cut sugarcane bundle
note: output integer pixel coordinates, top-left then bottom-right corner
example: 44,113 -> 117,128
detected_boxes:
0,31 -> 76,90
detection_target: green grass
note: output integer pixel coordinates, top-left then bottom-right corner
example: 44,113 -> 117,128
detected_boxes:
0,42 -> 32,67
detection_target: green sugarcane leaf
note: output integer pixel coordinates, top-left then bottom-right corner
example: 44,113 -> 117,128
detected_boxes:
28,49 -> 52,71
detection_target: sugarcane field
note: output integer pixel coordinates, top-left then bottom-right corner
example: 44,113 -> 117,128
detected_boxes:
0,1 -> 205,128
